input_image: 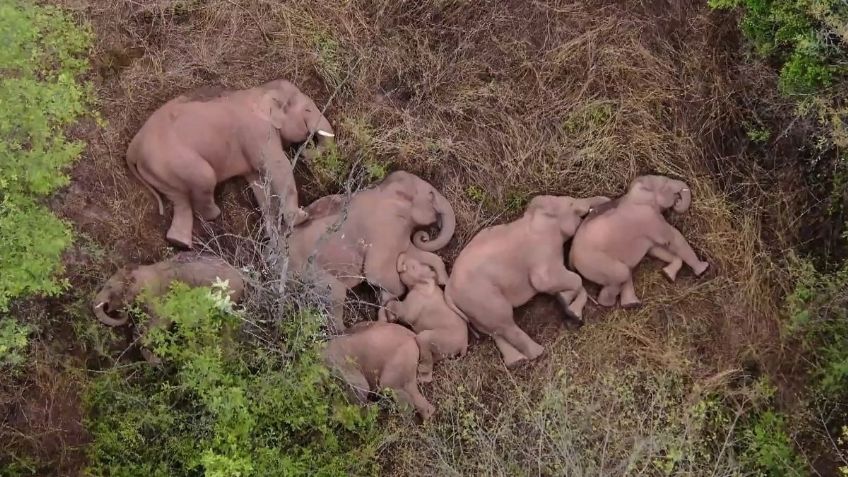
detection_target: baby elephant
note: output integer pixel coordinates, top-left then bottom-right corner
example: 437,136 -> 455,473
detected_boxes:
385,253 -> 468,383
92,253 -> 245,361
322,321 -> 435,420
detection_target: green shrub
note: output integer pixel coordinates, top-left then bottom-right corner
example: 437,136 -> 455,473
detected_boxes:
84,282 -> 381,476
0,2 -> 92,310
741,411 -> 808,476
0,319 -> 31,370
708,0 -> 845,95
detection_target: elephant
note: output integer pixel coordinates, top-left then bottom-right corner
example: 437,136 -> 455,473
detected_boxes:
385,253 -> 469,383
322,321 -> 435,420
568,174 -> 710,308
126,79 -> 335,249
444,195 -> 610,368
92,252 -> 245,362
288,170 -> 456,331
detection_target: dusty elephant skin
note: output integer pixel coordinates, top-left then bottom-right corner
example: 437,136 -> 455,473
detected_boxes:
386,253 -> 469,383
444,195 -> 610,368
322,321 -> 435,420
569,175 -> 710,308
288,170 -> 456,331
126,79 -> 335,249
92,253 -> 245,362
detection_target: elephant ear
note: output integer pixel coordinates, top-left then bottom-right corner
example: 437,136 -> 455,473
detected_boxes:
396,252 -> 408,273
257,91 -> 288,130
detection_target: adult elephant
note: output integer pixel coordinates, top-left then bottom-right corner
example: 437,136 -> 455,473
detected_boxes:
126,79 -> 335,249
569,174 -> 710,308
444,195 -> 609,367
289,171 -> 456,331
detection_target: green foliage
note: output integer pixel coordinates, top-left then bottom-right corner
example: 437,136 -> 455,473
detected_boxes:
0,2 -> 92,311
741,411 -> 808,476
709,0 -> 846,95
0,319 -> 31,369
745,121 -> 772,143
786,253 -> 848,398
84,282 -> 380,476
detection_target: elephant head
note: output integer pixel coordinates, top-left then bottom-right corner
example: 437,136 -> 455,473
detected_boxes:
397,253 -> 438,287
628,175 -> 691,213
525,195 -> 611,237
382,171 -> 456,252
92,266 -> 134,327
256,79 -> 335,155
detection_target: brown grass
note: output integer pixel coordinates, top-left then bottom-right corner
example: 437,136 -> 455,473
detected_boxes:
14,0 -> 814,473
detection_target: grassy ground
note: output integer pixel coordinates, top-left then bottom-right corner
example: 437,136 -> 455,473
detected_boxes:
3,0 -> 841,474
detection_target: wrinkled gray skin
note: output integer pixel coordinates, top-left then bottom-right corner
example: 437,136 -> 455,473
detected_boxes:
569,175 -> 710,308
385,254 -> 469,383
445,195 -> 610,368
322,321 -> 435,420
289,171 -> 456,331
92,253 -> 245,363
127,79 -> 335,249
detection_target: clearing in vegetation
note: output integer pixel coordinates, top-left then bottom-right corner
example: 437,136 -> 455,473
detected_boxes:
1,0 -> 846,476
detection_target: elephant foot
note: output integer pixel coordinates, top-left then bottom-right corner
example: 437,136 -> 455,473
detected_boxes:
197,204 -> 221,221
661,266 -> 678,282
525,342 -> 545,361
417,370 -> 433,384
290,208 -> 309,227
503,354 -> 528,369
596,294 -> 617,308
165,230 -> 193,250
621,300 -> 642,310
563,316 -> 585,330
693,261 -> 710,277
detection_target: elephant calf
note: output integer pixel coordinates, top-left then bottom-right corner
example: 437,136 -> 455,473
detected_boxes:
93,253 -> 245,361
385,253 -> 469,383
445,195 -> 610,368
322,321 -> 435,420
569,174 -> 710,308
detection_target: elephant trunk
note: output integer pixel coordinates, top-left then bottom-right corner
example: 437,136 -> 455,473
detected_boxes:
92,298 -> 129,327
413,190 -> 456,252
671,180 -> 691,213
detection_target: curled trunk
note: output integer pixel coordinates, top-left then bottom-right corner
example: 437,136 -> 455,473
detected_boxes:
413,189 -> 456,252
671,180 -> 691,213
93,300 -> 129,327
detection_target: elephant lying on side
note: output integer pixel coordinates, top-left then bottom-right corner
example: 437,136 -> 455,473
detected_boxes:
289,171 -> 456,331
569,175 -> 710,308
127,79 -> 335,249
322,321 -> 435,420
92,253 -> 245,361
445,195 -> 610,368
385,254 -> 469,383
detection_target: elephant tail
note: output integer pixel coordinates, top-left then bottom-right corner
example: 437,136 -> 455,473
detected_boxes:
444,289 -> 482,340
127,156 -> 164,216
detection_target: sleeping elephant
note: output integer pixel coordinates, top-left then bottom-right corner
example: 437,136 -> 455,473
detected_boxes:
444,195 -> 610,368
322,321 -> 435,420
569,174 -> 710,308
92,252 -> 245,362
289,171 -> 456,331
126,79 -> 335,249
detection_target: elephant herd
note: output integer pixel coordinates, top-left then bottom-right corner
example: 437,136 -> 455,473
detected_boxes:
92,79 -> 711,419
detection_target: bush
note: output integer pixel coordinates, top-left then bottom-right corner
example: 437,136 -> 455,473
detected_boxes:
84,282 -> 381,476
0,319 -> 31,370
0,1 -> 92,310
741,411 -> 808,476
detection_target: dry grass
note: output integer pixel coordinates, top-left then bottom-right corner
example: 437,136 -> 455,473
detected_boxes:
19,0 -> 812,473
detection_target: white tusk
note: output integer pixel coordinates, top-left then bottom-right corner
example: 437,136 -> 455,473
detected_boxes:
316,130 -> 334,138
680,188 -> 690,192
94,302 -> 105,309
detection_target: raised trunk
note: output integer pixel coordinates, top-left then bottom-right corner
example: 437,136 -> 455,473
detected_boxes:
412,190 -> 456,252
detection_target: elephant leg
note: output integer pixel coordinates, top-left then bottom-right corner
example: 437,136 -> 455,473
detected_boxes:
337,365 -> 371,404
188,163 -> 221,221
317,270 -> 347,332
530,266 -> 585,319
395,383 -> 435,420
662,225 -> 709,276
648,246 -> 683,282
620,276 -> 641,308
493,336 -> 529,368
165,195 -> 195,249
415,330 -> 438,383
381,342 -> 435,419
260,145 -> 307,227
597,284 -> 622,307
499,323 -> 545,365
377,290 -> 399,322
559,287 -> 588,321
